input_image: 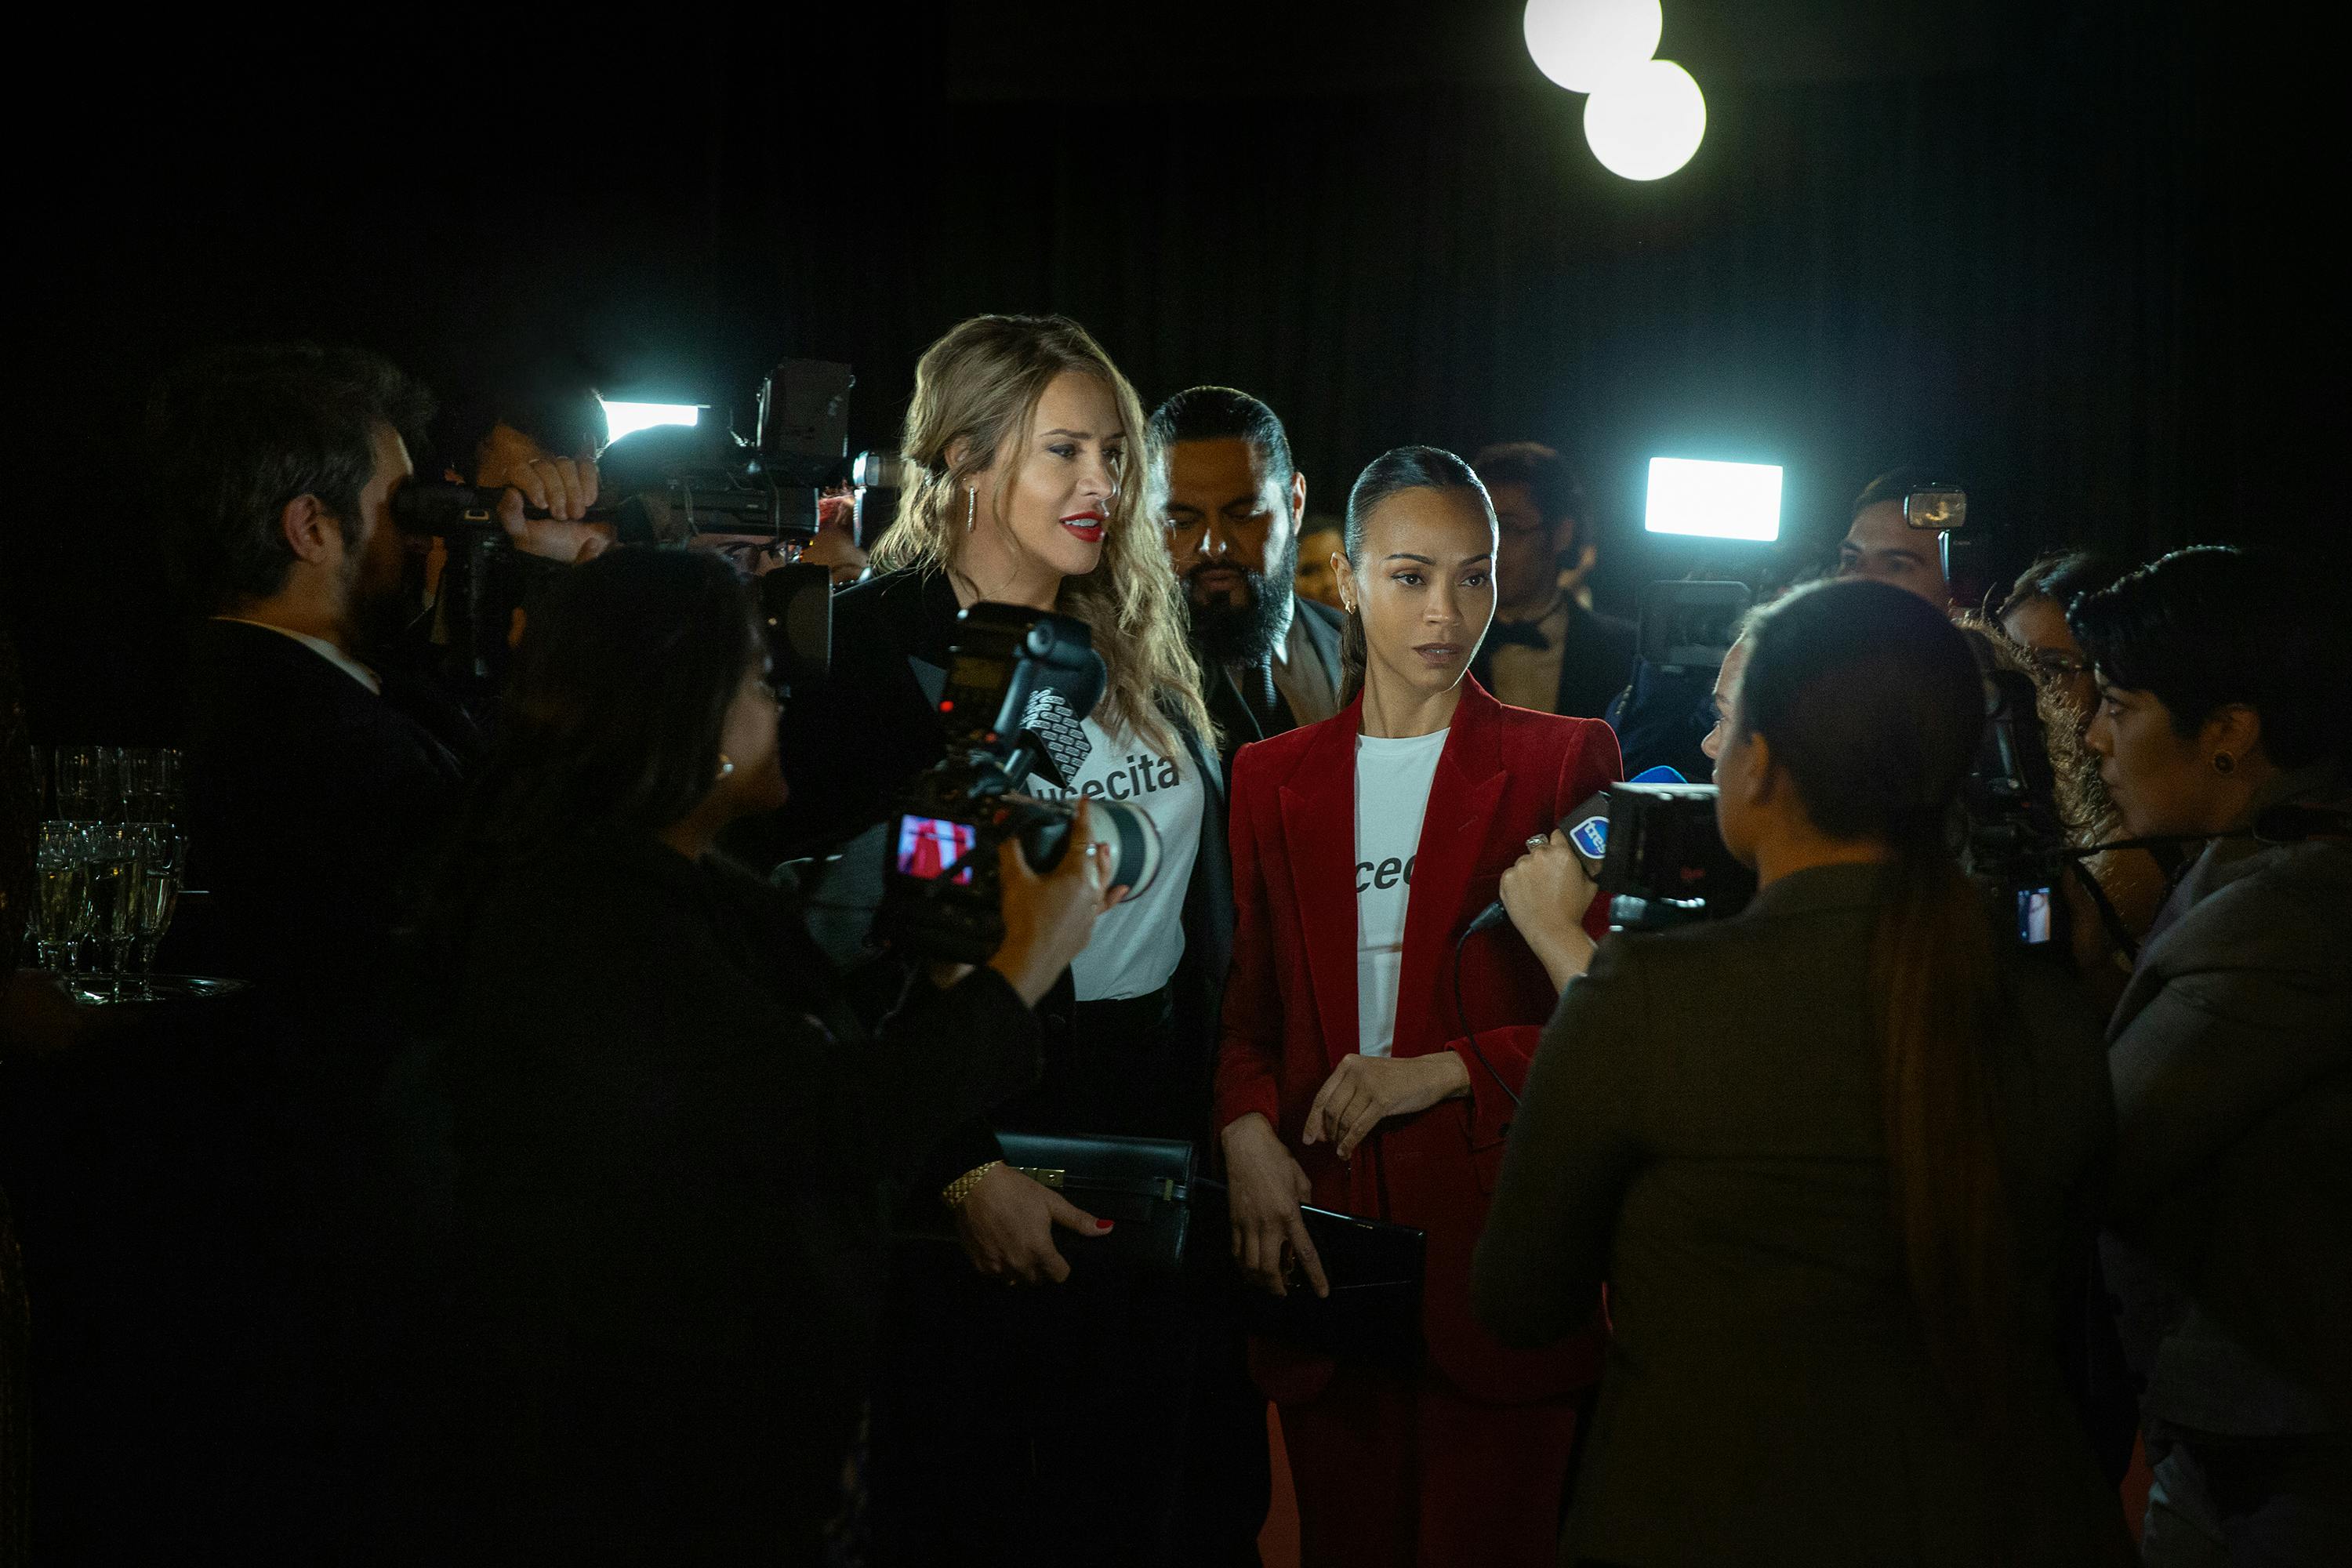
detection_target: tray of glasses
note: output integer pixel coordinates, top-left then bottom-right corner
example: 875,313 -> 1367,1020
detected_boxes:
64,974 -> 248,1007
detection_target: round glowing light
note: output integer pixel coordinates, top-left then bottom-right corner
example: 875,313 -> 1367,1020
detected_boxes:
1523,0 -> 1663,94
1582,59 -> 1707,181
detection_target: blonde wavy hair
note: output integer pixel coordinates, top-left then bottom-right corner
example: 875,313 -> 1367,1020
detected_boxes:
873,314 -> 1211,760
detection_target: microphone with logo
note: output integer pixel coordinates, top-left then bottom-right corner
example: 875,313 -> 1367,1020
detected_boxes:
1462,765 -> 1690,938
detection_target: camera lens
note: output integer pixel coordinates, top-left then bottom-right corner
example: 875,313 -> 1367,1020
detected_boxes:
1089,798 -> 1163,900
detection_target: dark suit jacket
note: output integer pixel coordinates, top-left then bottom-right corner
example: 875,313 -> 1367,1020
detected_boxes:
1475,864 -> 2129,1566
180,618 -> 478,1008
2100,768 -> 2352,1436
1202,596 -> 1347,777
774,568 -> 1235,1178
442,837 -> 1040,1559
1214,679 -> 1620,1405
1468,597 -> 1637,721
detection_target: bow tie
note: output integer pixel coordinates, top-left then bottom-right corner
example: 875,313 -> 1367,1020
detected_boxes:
1486,619 -> 1551,652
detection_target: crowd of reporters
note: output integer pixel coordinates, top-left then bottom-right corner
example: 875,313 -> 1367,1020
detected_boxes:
0,313 -> 2344,1567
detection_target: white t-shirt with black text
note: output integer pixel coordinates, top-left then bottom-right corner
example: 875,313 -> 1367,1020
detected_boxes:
1354,728 -> 1450,1058
1022,717 -> 1203,1002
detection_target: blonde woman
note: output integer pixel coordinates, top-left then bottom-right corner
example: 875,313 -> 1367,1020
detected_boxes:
776,314 -> 1232,1565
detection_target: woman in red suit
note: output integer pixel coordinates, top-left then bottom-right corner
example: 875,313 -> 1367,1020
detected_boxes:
1214,446 -> 1622,1566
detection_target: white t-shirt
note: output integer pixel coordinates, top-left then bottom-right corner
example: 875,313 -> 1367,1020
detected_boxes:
1354,728 -> 1450,1058
1022,717 -> 1203,1001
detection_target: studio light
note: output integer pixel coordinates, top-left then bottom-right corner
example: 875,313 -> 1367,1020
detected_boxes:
1583,59 -> 1707,181
1523,0 -> 1663,93
601,400 -> 702,444
1645,457 -> 1782,543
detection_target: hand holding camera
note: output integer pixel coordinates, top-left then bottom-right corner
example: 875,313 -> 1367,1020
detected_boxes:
492,455 -> 609,564
983,798 -> 1126,1007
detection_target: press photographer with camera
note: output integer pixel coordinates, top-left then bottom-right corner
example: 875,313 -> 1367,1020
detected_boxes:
412,547 -> 1109,1560
1214,446 -> 1621,1565
2069,546 -> 2352,1559
137,341 -> 612,1549
773,314 -> 1229,1563
1475,578 -> 2131,1566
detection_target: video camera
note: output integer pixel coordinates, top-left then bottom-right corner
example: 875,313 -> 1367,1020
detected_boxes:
877,604 -> 1164,964
392,358 -> 865,547
1593,781 -> 1757,930
1955,631 -> 2073,953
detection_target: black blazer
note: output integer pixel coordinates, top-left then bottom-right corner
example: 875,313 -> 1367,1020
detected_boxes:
773,568 -> 1235,1174
1200,595 -> 1347,775
441,836 -> 1040,1559
1468,597 -> 1637,721
1475,864 -> 2130,1566
180,619 -> 480,1011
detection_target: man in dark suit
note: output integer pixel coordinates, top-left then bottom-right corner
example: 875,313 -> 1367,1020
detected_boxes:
1149,387 -> 1345,778
143,343 -> 601,1556
1467,442 -> 1635,720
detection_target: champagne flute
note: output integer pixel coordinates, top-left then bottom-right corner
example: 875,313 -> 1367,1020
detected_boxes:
77,825 -> 139,1003
55,744 -> 120,824
129,824 -> 185,1000
32,822 -> 90,973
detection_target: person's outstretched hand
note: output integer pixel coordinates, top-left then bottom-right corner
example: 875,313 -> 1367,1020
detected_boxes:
986,800 -> 1124,1007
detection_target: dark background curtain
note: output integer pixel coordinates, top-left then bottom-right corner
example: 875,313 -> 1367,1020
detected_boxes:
1,0 -> 2321,741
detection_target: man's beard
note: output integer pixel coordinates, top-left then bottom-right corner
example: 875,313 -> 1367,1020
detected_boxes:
1186,531 -> 1298,666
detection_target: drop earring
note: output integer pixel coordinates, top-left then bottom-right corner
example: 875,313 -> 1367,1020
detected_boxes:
717,753 -> 735,779
966,486 -> 976,533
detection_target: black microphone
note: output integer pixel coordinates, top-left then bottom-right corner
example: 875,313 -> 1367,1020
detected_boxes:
1461,766 -> 1686,938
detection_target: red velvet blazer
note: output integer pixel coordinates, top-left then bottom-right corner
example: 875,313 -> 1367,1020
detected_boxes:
1214,678 -> 1621,1405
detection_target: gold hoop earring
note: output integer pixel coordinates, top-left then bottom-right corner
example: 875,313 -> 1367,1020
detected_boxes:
717,753 -> 735,779
966,486 -> 976,533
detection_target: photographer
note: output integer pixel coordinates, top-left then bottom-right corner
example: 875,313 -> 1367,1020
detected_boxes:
774,314 -> 1228,1564
1475,579 -> 2131,1566
419,549 -> 1109,1561
2071,547 -> 2352,1559
142,342 -> 606,1549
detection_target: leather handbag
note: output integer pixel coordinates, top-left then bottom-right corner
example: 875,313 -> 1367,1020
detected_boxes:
1192,1181 -> 1427,1370
993,1131 -> 1196,1276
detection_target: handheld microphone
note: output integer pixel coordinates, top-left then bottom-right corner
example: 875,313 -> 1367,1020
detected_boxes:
1463,765 -> 1686,937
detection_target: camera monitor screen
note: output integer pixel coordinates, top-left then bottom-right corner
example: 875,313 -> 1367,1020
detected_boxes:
895,815 -> 979,885
2016,886 -> 2053,946
1644,457 -> 1784,543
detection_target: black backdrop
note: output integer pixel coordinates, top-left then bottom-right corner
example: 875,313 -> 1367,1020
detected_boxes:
2,0 -> 2324,741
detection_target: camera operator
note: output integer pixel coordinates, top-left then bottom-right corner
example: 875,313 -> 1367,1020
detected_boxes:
148,343 -> 601,1011
1475,579 -> 2131,1566
416,548 -> 1110,1561
1835,466 -> 1953,607
142,342 -> 604,1548
2069,546 -> 2352,1559
773,314 -> 1228,1565
1151,385 -> 1345,775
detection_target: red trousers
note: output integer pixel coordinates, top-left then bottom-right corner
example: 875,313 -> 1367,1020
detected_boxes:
1279,1363 -> 1579,1567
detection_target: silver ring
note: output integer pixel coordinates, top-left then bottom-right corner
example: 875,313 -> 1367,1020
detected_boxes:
1526,834 -> 1548,851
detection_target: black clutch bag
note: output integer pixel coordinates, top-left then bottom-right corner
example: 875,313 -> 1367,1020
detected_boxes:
994,1131 -> 1196,1276
1192,1181 -> 1427,1370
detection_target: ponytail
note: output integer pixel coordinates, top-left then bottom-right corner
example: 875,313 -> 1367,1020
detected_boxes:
1871,840 -> 2015,1433
1737,579 -> 2020,1439
1338,604 -> 1367,706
